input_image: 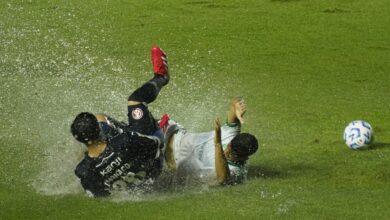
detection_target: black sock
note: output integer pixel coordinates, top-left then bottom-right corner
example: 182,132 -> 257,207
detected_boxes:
128,76 -> 168,104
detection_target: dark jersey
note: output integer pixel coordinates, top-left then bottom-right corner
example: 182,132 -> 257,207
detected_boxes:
75,103 -> 164,197
75,130 -> 163,197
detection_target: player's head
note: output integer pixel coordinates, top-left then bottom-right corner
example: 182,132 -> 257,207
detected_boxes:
71,112 -> 101,144
230,133 -> 258,161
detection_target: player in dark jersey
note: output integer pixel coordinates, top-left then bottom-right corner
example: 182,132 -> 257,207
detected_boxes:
71,47 -> 169,197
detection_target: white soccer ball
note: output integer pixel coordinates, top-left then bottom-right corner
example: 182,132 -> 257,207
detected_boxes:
343,120 -> 374,149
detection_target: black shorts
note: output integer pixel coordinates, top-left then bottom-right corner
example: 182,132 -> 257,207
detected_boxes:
127,103 -> 158,135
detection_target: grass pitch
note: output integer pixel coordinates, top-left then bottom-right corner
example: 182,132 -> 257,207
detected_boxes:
1,0 -> 389,219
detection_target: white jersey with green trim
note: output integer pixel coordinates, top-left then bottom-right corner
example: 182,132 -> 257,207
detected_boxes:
172,122 -> 247,184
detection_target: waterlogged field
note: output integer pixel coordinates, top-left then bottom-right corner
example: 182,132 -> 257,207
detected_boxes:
1,0 -> 390,219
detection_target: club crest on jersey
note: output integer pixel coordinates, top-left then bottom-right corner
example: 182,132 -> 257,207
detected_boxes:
132,108 -> 143,120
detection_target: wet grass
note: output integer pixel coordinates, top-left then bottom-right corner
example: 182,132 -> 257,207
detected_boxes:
1,0 -> 390,219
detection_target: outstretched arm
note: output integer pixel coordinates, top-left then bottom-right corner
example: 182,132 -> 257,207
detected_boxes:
214,118 -> 230,185
227,96 -> 246,124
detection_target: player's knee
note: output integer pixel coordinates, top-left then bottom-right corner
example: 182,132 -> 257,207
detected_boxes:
128,82 -> 159,103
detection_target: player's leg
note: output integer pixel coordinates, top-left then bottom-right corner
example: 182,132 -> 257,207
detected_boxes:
127,46 -> 169,135
128,46 -> 169,105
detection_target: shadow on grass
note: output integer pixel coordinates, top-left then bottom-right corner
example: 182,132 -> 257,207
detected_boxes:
322,8 -> 350,13
364,142 -> 390,150
248,163 -> 318,180
248,165 -> 285,179
271,0 -> 301,2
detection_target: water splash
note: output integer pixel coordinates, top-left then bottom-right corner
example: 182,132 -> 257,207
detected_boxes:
1,5 -> 235,200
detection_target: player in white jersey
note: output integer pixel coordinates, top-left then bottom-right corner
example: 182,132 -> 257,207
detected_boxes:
162,97 -> 259,185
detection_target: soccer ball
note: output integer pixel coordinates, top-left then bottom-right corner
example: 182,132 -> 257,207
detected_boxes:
343,120 -> 374,149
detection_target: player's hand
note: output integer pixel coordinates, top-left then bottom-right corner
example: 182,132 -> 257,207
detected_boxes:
232,97 -> 246,124
214,118 -> 222,145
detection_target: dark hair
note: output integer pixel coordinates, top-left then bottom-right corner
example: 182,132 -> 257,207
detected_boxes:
71,112 -> 100,144
230,133 -> 259,157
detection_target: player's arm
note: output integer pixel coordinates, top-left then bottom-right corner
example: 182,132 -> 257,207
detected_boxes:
214,118 -> 230,185
227,96 -> 246,125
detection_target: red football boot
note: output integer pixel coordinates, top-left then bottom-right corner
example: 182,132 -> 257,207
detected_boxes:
159,114 -> 170,132
151,46 -> 169,77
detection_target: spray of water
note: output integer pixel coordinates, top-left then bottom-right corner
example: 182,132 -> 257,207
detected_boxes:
1,5 -> 235,200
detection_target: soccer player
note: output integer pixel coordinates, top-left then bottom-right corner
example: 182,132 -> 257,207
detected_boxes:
162,97 -> 259,185
71,47 -> 169,197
